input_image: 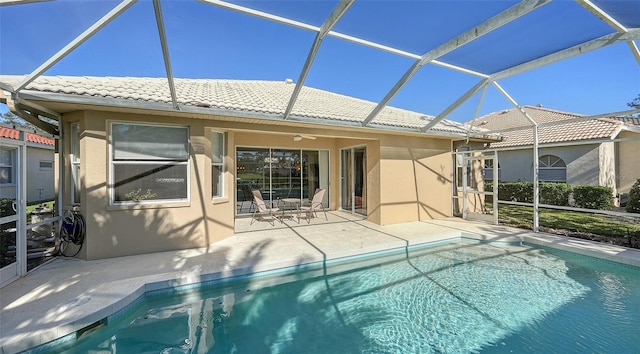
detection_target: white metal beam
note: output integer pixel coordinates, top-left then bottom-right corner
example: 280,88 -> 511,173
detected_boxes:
465,84 -> 489,142
491,29 -> 640,81
492,81 -> 540,232
492,81 -> 538,127
0,0 -> 51,6
14,0 -> 137,92
153,0 -> 179,110
283,0 -> 354,120
420,78 -> 490,132
361,0 -> 551,127
199,0 -> 488,78
576,0 -> 640,65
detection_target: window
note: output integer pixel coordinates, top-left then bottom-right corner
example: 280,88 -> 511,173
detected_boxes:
70,123 -> 81,204
211,131 -> 225,198
483,159 -> 501,181
39,160 -> 53,170
111,123 -> 189,204
538,155 -> 566,182
0,148 -> 14,184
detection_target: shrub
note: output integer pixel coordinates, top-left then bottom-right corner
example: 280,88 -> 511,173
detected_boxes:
539,182 -> 572,206
497,182 -> 533,203
626,178 -> 640,213
0,198 -> 16,216
490,181 -> 571,206
573,185 -> 613,210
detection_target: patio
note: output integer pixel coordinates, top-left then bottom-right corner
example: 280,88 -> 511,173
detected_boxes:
1,213 -> 639,353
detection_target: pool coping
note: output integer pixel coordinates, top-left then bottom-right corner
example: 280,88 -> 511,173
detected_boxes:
2,218 -> 639,354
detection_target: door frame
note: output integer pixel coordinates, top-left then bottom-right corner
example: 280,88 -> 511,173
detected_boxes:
0,138 -> 26,288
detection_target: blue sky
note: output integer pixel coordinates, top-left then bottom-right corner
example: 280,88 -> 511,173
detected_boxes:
1,0 -> 639,122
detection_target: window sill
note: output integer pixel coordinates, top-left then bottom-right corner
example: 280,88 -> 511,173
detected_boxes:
107,201 -> 190,211
211,197 -> 228,205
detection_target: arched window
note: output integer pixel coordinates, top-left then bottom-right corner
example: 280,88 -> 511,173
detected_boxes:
483,159 -> 501,181
538,155 -> 566,182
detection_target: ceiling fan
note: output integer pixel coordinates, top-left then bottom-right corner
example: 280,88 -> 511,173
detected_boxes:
293,134 -> 316,141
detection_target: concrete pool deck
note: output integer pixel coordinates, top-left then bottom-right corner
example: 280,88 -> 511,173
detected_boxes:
1,213 -> 639,353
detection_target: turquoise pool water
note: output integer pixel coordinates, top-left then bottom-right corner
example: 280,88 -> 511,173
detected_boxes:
39,241 -> 639,353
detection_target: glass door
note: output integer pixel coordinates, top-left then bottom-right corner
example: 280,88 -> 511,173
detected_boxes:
0,144 -> 23,287
236,148 -> 329,215
341,146 -> 367,216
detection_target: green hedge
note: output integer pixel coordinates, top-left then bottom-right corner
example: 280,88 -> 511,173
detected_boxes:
573,185 -> 613,210
486,181 -> 571,206
539,182 -> 572,206
625,178 -> 640,213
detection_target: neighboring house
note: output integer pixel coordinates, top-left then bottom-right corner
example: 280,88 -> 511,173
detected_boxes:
469,105 -> 640,205
0,75 -> 497,260
0,126 -> 55,204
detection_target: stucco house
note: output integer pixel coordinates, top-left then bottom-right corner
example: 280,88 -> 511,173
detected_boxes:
0,126 -> 55,204
470,105 -> 640,205
0,75 -> 498,260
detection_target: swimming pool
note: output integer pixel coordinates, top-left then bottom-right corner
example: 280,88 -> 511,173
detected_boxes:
35,240 -> 639,353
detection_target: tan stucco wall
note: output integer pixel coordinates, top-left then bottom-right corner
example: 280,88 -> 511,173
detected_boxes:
66,111 -> 237,260
378,136 -> 452,224
617,131 -> 640,195
59,108 -> 464,259
599,141 -> 617,195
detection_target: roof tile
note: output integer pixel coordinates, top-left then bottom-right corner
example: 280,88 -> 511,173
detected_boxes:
470,106 -> 622,147
0,75 -> 493,138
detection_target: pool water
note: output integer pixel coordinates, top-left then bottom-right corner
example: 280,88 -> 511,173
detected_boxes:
40,241 -> 639,353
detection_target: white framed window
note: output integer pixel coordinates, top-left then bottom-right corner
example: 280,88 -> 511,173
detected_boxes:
110,122 -> 189,204
211,131 -> 225,198
70,122 -> 81,204
538,155 -> 566,182
0,148 -> 14,184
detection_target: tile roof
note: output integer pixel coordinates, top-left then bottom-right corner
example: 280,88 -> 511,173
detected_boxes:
0,75 -> 492,138
469,106 -> 623,148
610,116 -> 640,126
0,126 -> 55,146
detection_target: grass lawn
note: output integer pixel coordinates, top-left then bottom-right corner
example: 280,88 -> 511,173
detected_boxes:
497,204 -> 640,247
26,201 -> 55,215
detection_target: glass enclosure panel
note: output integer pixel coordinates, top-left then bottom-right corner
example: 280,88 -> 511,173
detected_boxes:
271,149 -> 301,200
236,148 -> 329,214
341,149 -> 352,211
354,147 -> 367,216
237,148 -> 272,213
341,147 -> 367,215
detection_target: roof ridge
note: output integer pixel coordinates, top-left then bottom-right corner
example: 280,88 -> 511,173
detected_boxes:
521,105 -> 584,118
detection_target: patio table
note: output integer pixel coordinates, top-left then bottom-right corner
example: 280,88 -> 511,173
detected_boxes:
279,198 -> 302,220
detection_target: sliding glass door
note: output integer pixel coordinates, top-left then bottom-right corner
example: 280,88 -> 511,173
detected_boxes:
341,146 -> 367,216
236,147 -> 328,215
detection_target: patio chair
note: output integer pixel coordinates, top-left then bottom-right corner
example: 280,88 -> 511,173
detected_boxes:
251,190 -> 281,225
298,188 -> 327,223
240,185 -> 255,213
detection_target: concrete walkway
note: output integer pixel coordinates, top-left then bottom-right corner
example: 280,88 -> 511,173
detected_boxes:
1,213 -> 638,353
